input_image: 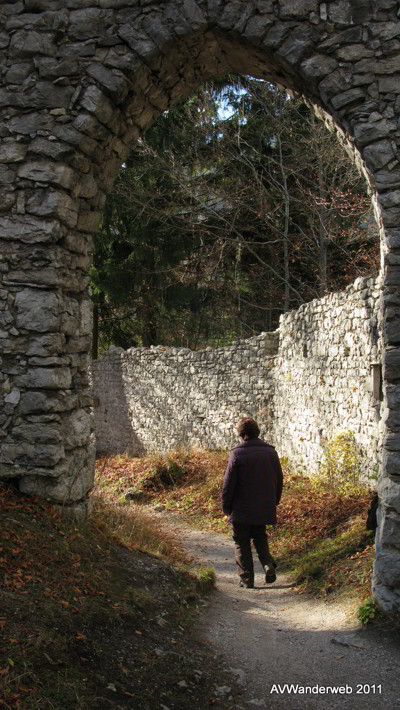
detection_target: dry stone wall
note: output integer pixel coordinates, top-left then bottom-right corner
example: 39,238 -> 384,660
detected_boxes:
273,276 -> 382,477
93,332 -> 279,455
93,275 -> 383,479
2,0 -> 400,608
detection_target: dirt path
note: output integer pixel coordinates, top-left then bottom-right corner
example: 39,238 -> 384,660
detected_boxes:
156,512 -> 400,710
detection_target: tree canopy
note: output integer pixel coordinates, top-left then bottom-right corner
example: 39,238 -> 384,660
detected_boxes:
91,77 -> 379,356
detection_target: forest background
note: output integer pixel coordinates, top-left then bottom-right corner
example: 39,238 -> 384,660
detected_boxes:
90,76 -> 380,357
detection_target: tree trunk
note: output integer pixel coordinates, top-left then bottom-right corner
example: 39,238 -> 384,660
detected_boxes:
317,152 -> 328,296
92,303 -> 99,360
278,135 -> 291,312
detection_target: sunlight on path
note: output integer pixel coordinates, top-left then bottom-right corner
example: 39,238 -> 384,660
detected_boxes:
156,512 -> 400,710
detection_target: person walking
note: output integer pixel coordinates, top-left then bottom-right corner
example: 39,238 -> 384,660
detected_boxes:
222,417 -> 283,588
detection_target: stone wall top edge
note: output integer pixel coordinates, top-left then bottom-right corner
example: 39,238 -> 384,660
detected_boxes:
279,275 -> 378,325
94,329 -> 280,363
94,275 -> 379,365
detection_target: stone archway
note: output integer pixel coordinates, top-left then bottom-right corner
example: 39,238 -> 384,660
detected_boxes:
1,0 -> 400,610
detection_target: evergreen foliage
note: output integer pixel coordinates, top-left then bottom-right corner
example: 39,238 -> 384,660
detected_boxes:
91,77 -> 379,354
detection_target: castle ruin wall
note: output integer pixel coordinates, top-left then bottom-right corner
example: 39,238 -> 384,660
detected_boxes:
93,276 -> 383,481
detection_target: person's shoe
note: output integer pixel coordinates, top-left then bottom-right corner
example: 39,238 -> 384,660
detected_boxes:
264,565 -> 277,584
239,580 -> 254,588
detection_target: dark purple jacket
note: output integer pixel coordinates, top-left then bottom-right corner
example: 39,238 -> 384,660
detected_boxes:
222,438 -> 283,525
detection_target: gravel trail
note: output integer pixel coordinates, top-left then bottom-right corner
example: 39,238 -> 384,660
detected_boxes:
157,513 -> 400,710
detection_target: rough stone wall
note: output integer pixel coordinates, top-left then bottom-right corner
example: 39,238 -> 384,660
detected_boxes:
273,276 -> 382,477
92,332 -> 279,455
1,0 -> 400,607
93,277 -> 382,477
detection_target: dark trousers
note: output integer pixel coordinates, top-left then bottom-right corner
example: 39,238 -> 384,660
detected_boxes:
232,522 -> 275,586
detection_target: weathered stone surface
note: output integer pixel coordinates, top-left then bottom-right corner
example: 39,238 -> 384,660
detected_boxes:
15,289 -> 62,332
4,388 -> 21,406
374,548 -> 400,588
336,44 -> 374,61
7,112 -> 54,136
62,409 -> 92,449
381,206 -> 400,228
378,475 -> 400,509
383,448 -> 400,477
278,0 -> 318,19
319,26 -> 362,49
0,0 -> 400,611
0,83 -> 75,110
369,20 -> 400,40
51,124 -> 98,158
86,64 -> 130,102
379,509 -> 400,547
0,191 -> 16,212
0,141 -> 27,162
28,138 -> 75,162
328,1 -> 353,25
19,391 -> 79,415
331,87 -> 366,109
244,13 -> 273,42
0,166 -> 16,185
26,190 -> 78,228
318,69 -> 352,102
18,443 -> 96,502
76,174 -> 98,199
6,63 -> 33,84
372,577 -> 400,612
9,30 -> 57,58
34,57 -> 80,79
364,139 -> 395,170
0,443 -> 65,467
12,422 -> 62,444
77,211 -> 102,233
26,334 -> 67,357
68,8 -> 114,41
384,346 -> 400,380
16,367 -> 72,390
378,74 -> 400,92
79,85 -> 117,129
0,215 -> 65,244
277,26 -> 315,65
354,118 -> 397,145
385,228 -> 400,248
300,54 -> 338,79
17,161 -> 76,190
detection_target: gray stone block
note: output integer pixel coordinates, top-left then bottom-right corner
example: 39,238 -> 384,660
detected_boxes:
17,367 -> 72,390
18,160 -> 76,190
15,289 -> 62,333
26,190 -> 78,228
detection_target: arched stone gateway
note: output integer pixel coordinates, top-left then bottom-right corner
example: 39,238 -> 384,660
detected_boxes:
1,0 -> 400,609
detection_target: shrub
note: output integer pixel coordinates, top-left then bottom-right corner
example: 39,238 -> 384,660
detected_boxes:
357,596 -> 379,625
316,431 -> 364,495
141,456 -> 187,490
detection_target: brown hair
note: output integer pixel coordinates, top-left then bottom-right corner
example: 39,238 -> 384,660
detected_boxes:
237,417 -> 260,441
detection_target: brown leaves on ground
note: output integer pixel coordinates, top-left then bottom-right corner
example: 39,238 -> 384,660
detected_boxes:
96,451 -> 375,600
0,452 -> 376,708
97,451 -> 372,551
0,479 -> 226,710
273,475 -> 371,555
0,485 -> 104,610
